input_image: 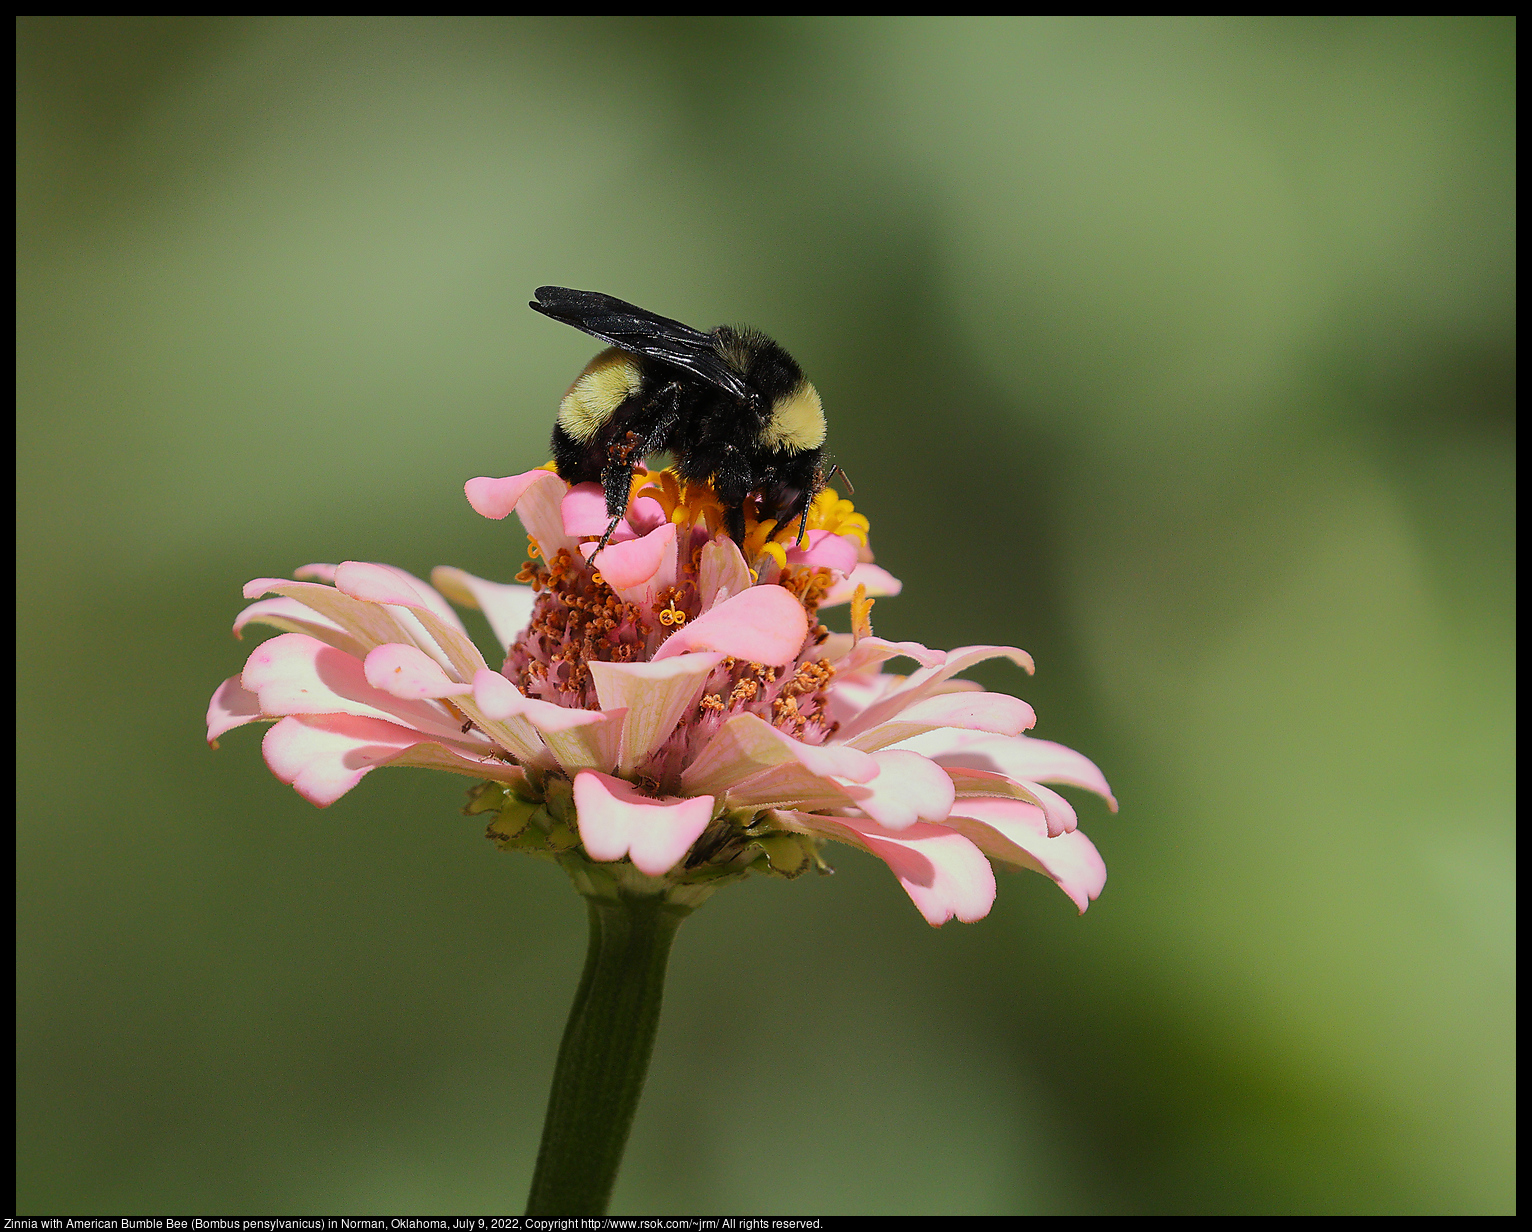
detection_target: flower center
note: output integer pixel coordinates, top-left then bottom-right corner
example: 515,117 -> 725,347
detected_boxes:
504,467 -> 866,784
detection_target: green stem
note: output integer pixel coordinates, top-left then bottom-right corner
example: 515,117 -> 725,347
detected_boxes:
525,879 -> 692,1216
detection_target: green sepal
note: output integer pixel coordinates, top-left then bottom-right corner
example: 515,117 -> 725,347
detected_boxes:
542,774 -> 577,824
487,803 -> 550,852
748,831 -> 817,879
475,773 -> 837,883
462,780 -> 512,816
543,813 -> 582,853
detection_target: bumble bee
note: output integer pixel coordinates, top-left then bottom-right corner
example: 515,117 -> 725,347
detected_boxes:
531,286 -> 831,552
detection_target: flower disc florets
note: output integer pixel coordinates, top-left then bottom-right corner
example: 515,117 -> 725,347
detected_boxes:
506,469 -> 856,789
208,464 -> 1115,925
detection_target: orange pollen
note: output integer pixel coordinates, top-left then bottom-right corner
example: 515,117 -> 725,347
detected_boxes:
782,658 -> 835,698
850,583 -> 875,642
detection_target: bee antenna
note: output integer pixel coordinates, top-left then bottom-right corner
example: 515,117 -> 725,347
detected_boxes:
826,462 -> 855,495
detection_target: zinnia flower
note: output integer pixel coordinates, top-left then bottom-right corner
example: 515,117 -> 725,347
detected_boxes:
208,466 -> 1114,925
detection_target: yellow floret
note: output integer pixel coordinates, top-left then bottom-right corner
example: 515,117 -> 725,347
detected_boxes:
555,463 -> 872,561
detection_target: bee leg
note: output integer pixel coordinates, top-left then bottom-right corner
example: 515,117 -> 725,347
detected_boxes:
639,394 -> 682,461
627,382 -> 683,475
714,449 -> 754,548
589,513 -> 625,566
795,459 -> 835,545
589,387 -> 684,571
724,503 -> 748,547
587,454 -> 636,574
601,456 -> 634,519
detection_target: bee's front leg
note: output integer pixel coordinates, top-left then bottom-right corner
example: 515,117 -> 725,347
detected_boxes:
639,382 -> 685,461
592,384 -> 687,562
601,383 -> 685,519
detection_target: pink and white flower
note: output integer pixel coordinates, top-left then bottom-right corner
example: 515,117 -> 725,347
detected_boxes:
209,467 -> 1114,925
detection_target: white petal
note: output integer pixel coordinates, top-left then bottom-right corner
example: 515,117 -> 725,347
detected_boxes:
430,567 -> 538,653
820,563 -> 904,608
838,749 -> 956,829
696,536 -> 752,612
586,654 -> 725,774
681,711 -> 879,797
895,730 -> 1118,811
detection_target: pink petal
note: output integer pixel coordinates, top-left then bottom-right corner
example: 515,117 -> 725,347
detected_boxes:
785,812 -> 995,926
571,771 -> 715,876
830,635 -> 949,674
845,691 -> 1037,752
917,642 -> 1035,681
943,797 -> 1107,913
429,567 -> 538,653
263,715 -> 402,805
895,731 -> 1118,811
465,469 -> 575,558
627,495 -> 667,534
241,578 -> 427,657
821,563 -> 904,608
841,749 -> 956,830
943,765 -> 1045,799
651,585 -> 808,665
561,482 -> 614,536
1016,780 -> 1077,837
331,562 -> 467,633
243,575 -> 490,703
243,575 -> 302,601
819,632 -> 855,661
681,712 -> 879,798
207,675 -> 265,742
364,643 -> 474,701
453,669 -> 557,768
469,667 -> 533,719
241,632 -> 471,742
581,521 -> 677,608
562,482 -> 639,541
719,762 -> 861,812
262,713 -> 521,807
332,562 -> 489,685
696,537 -> 752,612
540,707 -> 627,776
464,469 -> 558,520
937,766 -> 1072,835
586,654 -> 725,773
294,563 -> 338,582
784,529 -> 860,575
471,668 -> 609,732
233,597 -> 369,659
822,671 -> 908,730
837,643 -> 1034,743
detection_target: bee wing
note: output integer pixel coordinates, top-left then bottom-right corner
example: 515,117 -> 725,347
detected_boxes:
530,286 -> 750,401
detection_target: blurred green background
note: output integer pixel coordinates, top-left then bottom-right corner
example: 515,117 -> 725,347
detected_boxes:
16,16 -> 1514,1216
